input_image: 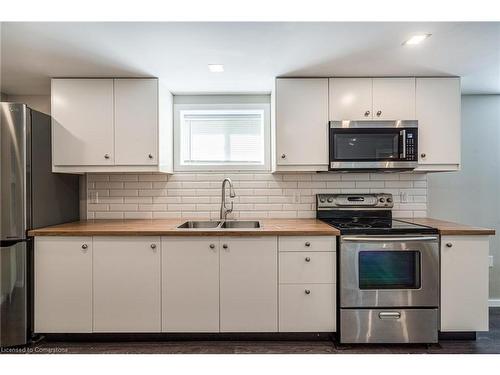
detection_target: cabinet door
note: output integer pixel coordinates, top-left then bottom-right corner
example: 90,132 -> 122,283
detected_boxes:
372,78 -> 416,120
114,79 -> 158,165
162,237 -> 219,332
34,237 -> 92,333
329,78 -> 372,120
93,236 -> 161,332
276,78 -> 328,167
441,236 -> 489,332
416,78 -> 461,169
220,237 -> 278,332
51,79 -> 114,166
279,284 -> 336,332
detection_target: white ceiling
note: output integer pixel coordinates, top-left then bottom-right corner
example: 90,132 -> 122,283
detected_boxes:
1,22 -> 499,95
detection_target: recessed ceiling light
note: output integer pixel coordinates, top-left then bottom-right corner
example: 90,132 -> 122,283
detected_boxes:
208,64 -> 224,73
403,34 -> 431,45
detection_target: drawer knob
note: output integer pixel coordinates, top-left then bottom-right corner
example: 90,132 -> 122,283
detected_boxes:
304,289 -> 311,295
281,153 -> 286,159
305,257 -> 311,262
305,241 -> 311,247
421,153 -> 426,158
81,244 -> 88,250
222,244 -> 228,249
364,110 -> 370,117
446,243 -> 453,248
104,154 -> 110,159
148,153 -> 154,159
376,110 -> 382,117
209,244 -> 215,249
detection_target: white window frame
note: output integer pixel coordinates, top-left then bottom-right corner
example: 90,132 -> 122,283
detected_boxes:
173,103 -> 271,172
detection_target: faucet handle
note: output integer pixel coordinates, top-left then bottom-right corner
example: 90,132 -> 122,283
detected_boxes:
228,201 -> 234,213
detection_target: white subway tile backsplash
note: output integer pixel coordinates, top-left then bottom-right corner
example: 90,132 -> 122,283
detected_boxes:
87,172 -> 428,220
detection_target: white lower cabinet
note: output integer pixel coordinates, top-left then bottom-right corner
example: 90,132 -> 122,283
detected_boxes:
278,236 -> 337,332
35,237 -> 93,333
279,284 -> 336,332
440,235 -> 489,332
219,237 -> 278,332
162,237 -> 220,332
35,235 -> 339,334
93,236 -> 161,332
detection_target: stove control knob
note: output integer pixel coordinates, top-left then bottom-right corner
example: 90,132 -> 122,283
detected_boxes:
387,197 -> 393,203
319,198 -> 326,203
327,197 -> 334,203
379,198 -> 385,203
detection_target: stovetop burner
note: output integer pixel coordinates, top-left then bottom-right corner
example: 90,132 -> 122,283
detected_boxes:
316,193 -> 438,235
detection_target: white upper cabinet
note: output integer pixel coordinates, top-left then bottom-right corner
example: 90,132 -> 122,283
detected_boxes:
329,77 -> 415,120
51,78 -> 172,173
114,79 -> 158,165
52,79 -> 114,166
372,78 -> 416,120
329,78 -> 372,120
415,77 -> 461,171
275,78 -> 329,171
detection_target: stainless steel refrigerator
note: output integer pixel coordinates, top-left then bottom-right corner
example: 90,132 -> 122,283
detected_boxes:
1,102 -> 80,347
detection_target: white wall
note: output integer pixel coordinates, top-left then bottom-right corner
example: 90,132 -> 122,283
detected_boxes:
428,95 -> 500,300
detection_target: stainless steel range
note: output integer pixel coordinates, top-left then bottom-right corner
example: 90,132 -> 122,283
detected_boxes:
316,193 -> 439,344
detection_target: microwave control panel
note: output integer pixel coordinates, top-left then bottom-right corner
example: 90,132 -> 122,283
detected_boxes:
402,129 -> 418,161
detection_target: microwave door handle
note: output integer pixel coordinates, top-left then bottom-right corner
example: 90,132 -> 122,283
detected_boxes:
342,236 -> 438,242
401,129 -> 406,159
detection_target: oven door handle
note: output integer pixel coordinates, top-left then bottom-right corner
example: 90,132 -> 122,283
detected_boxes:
342,236 -> 438,242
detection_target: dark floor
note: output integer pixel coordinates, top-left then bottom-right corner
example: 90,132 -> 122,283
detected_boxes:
7,308 -> 500,354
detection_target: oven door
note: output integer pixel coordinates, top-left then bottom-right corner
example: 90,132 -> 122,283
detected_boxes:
329,121 -> 418,170
340,235 -> 439,308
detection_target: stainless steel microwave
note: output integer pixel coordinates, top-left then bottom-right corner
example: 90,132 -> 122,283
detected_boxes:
329,120 -> 418,171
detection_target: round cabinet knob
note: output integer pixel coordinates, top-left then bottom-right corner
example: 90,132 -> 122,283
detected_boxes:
209,244 -> 215,249
446,243 -> 453,248
81,244 -> 88,250
148,153 -> 154,159
421,153 -> 426,158
222,244 -> 228,249
305,241 -> 311,247
305,257 -> 311,262
305,289 -> 311,295
150,244 -> 157,249
104,154 -> 110,159
281,154 -> 286,159
364,110 -> 370,117
376,110 -> 382,117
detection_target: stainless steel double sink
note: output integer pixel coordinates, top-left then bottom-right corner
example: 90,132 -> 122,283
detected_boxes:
177,220 -> 261,229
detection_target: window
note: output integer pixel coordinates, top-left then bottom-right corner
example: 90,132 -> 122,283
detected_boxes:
174,103 -> 270,171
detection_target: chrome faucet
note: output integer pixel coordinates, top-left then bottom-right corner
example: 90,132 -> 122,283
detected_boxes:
220,177 -> 236,220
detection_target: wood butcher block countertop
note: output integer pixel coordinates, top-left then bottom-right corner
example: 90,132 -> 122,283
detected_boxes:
27,219 -> 340,237
402,218 -> 495,236
27,218 -> 495,237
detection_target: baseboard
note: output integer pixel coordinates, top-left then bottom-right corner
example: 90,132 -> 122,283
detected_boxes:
489,299 -> 500,307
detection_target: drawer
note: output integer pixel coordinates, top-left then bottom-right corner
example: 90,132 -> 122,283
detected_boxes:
279,251 -> 336,284
279,236 -> 336,252
340,308 -> 438,343
279,284 -> 336,332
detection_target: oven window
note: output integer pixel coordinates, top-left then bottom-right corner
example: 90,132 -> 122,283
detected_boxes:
358,251 -> 421,289
333,133 -> 399,160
